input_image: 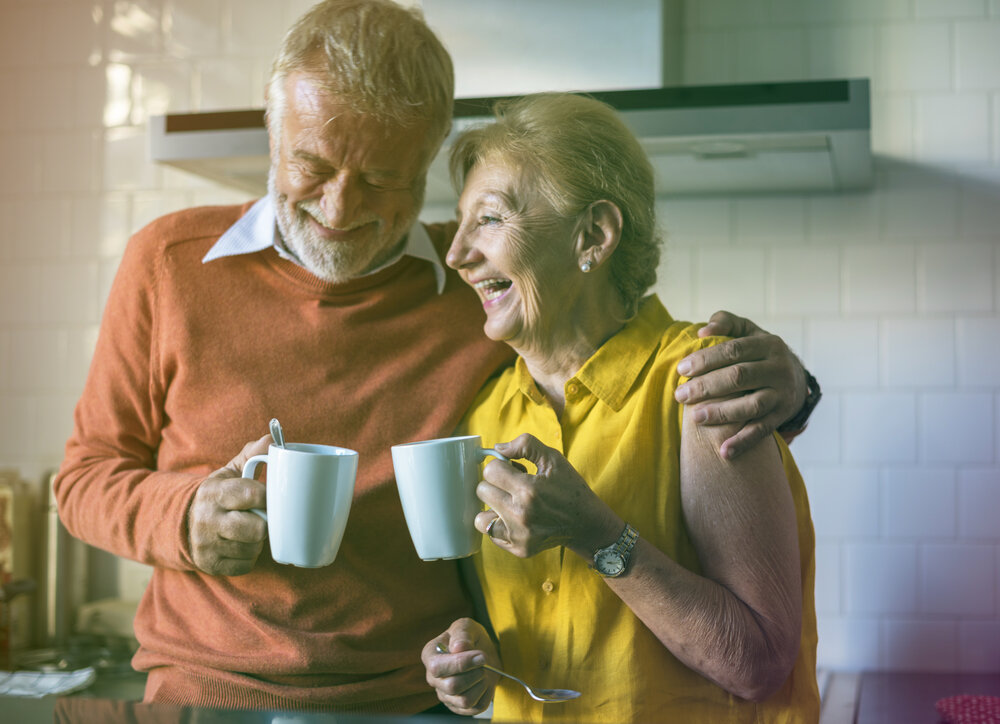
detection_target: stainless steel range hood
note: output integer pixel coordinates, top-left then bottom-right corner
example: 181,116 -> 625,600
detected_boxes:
150,78 -> 873,200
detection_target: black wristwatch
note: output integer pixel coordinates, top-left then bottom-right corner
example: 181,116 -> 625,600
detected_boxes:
777,369 -> 822,436
592,523 -> 639,578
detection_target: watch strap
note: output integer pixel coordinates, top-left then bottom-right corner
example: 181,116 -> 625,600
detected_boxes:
777,368 -> 821,436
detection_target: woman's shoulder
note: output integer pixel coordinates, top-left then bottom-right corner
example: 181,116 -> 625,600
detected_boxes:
639,295 -> 728,361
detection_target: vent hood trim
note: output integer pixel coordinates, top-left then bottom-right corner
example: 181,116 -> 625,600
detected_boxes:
150,78 -> 873,198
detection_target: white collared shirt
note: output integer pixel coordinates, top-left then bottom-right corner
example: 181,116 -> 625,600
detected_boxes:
202,196 -> 447,293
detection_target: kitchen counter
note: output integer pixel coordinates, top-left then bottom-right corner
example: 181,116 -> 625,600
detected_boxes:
2,694 -> 465,724
2,666 -> 465,724
856,671 -> 1000,723
9,668 -> 997,723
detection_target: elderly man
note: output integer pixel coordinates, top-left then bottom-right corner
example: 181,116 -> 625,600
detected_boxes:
54,0 -> 817,714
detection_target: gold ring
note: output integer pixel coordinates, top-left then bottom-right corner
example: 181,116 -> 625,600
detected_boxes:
486,515 -> 504,541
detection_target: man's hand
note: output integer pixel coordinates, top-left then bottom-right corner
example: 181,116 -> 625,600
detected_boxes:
187,434 -> 271,576
675,311 -> 807,460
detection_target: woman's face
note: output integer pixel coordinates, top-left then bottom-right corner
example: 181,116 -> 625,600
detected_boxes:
446,159 -> 581,350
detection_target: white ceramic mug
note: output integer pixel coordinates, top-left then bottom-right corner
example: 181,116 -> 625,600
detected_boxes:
391,435 -> 508,561
242,443 -> 358,568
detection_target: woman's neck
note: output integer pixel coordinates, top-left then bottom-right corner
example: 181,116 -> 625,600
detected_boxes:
514,293 -> 627,417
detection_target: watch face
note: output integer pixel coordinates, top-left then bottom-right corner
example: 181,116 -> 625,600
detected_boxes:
595,550 -> 625,577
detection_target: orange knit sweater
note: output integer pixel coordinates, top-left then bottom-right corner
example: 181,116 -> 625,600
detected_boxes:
54,202 -> 513,713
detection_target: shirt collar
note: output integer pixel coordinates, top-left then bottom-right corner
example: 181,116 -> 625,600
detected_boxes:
202,196 -> 447,293
505,295 -> 673,413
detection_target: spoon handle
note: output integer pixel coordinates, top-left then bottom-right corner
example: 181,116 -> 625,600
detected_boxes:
481,664 -> 522,685
269,418 -> 286,448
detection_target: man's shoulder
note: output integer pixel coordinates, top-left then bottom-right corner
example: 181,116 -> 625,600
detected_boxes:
131,201 -> 256,254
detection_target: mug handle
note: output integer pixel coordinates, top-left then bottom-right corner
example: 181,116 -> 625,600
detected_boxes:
242,453 -> 269,522
479,448 -> 509,464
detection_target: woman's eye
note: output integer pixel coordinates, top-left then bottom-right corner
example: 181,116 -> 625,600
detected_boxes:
479,215 -> 502,226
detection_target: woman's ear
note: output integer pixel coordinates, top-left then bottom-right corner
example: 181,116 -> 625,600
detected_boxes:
576,200 -> 623,270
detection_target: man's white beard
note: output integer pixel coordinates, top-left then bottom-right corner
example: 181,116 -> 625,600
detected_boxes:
268,168 -> 409,285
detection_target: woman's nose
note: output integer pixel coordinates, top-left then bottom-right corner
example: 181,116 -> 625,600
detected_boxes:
445,225 -> 477,269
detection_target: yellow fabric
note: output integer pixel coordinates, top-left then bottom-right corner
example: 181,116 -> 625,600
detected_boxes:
462,295 -> 819,724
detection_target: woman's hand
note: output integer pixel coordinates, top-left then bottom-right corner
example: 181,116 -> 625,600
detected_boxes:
422,618 -> 500,716
474,434 -> 622,559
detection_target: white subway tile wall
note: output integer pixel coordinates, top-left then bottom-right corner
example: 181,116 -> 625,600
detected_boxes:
883,467 -> 956,539
882,318 -> 956,387
920,544 -> 995,616
0,0 -> 996,671
846,543 -> 920,615
806,467 -> 882,538
884,619 -> 960,670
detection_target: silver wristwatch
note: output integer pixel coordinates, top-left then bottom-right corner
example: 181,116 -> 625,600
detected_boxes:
592,523 -> 639,578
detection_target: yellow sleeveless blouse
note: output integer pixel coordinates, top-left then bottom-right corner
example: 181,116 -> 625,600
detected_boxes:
462,296 -> 819,723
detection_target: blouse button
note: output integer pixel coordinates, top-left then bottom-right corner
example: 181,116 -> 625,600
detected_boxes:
541,579 -> 555,593
566,382 -> 579,396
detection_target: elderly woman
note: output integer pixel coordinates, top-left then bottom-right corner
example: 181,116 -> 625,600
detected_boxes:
421,93 -> 819,724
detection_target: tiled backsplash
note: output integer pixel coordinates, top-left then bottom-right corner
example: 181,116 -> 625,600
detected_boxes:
0,0 -> 997,672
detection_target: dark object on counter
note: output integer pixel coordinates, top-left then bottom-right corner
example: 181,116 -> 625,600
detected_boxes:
935,694 -> 1000,724
18,633 -> 138,676
0,578 -> 37,602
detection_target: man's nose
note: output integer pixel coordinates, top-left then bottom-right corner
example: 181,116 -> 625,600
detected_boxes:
320,172 -> 363,227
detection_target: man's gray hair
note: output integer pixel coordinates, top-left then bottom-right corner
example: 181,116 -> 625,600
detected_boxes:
266,0 -> 454,146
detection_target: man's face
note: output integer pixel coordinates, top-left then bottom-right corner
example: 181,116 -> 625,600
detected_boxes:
268,72 -> 439,284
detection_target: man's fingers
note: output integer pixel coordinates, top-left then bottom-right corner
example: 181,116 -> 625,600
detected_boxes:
188,471 -> 269,576
212,434 -> 273,478
208,536 -> 265,560
698,310 -> 763,339
677,361 -> 769,405
217,538 -> 265,559
718,420 -> 781,460
679,335 -> 774,377
687,389 -> 775,425
207,556 -> 260,577
202,476 -> 267,512
215,509 -> 267,543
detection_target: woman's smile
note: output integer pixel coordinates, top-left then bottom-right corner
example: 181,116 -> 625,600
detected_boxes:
473,277 -> 514,306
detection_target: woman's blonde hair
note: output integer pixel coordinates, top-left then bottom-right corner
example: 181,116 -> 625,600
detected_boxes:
266,0 -> 454,146
450,93 -> 661,317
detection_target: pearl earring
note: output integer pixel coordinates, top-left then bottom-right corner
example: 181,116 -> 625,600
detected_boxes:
580,260 -> 593,273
